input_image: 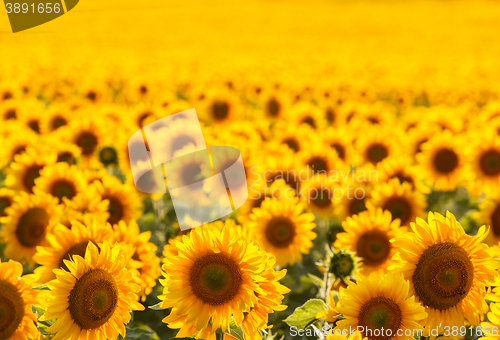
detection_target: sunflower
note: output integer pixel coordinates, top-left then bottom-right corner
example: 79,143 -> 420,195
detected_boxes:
465,131 -> 500,197
334,178 -> 373,222
201,89 -> 241,125
0,259 -> 46,340
91,175 -> 143,225
158,225 -> 289,339
4,145 -> 57,193
355,129 -> 401,166
334,273 -> 427,340
335,208 -> 405,275
299,143 -> 343,177
405,121 -> 442,158
0,99 -> 22,122
300,174 -> 337,219
59,116 -> 110,168
416,130 -> 465,191
377,156 -> 431,194
0,125 -> 38,169
272,121 -> 313,153
259,92 -> 290,120
60,191 -> 110,227
290,102 -> 327,129
39,104 -> 72,134
17,99 -> 45,134
33,162 -> 87,203
0,191 -> 62,266
41,241 -> 145,340
257,145 -> 301,192
480,303 -> 500,340
96,144 -> 121,169
366,178 -> 427,227
316,290 -> 341,323
246,197 -> 316,267
113,220 -> 161,301
473,194 -> 500,246
33,219 -> 115,284
323,127 -> 355,165
390,211 -> 499,331
0,187 -> 15,218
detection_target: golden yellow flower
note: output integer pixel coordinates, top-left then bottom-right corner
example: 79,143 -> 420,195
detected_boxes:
113,220 -> 161,300
246,197 -> 316,267
159,225 -> 289,339
0,259 -> 46,340
42,241 -> 145,340
367,178 -> 427,227
335,273 -> 427,340
0,187 -> 15,218
0,191 -> 62,266
33,162 -> 87,204
335,208 -> 405,276
33,219 -> 115,284
390,211 -> 499,331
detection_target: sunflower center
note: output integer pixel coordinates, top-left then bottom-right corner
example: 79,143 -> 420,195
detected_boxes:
356,230 -> 391,267
50,179 -> 77,202
76,131 -> 98,156
491,204 -> 500,237
366,144 -> 388,164
86,91 -> 97,101
99,147 -> 118,167
267,98 -> 281,117
0,197 -> 12,217
330,252 -> 355,278
28,120 -> 40,133
326,108 -> 335,124
311,188 -> 332,208
307,157 -> 328,173
301,116 -> 316,128
104,196 -> 124,225
265,217 -> 297,248
331,143 -> 345,160
181,162 -> 203,186
0,279 -> 25,339
69,269 -> 119,330
5,109 -> 17,120
412,242 -> 474,310
190,253 -> 242,306
51,116 -> 68,130
16,207 -> 50,247
348,197 -> 367,216
57,152 -> 76,165
22,164 -> 43,193
382,197 -> 412,226
58,241 -> 91,271
283,138 -> 299,152
479,149 -> 500,176
358,296 -> 402,340
433,148 -> 459,174
211,101 -> 230,121
171,135 -> 197,155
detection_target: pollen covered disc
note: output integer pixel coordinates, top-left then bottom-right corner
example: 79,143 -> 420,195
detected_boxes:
190,253 -> 242,306
356,230 -> 391,267
412,242 -> 474,310
69,269 -> 119,330
0,279 -> 25,339
265,217 -> 297,248
358,296 -> 403,340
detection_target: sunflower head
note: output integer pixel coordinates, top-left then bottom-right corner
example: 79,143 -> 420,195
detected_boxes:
391,211 -> 500,330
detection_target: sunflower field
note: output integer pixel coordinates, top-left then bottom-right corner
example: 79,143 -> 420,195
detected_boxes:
2,0 -> 500,339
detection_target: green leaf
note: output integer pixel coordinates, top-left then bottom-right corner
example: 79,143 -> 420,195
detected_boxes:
118,323 -> 160,339
148,302 -> 165,310
284,299 -> 325,330
306,274 -> 324,288
32,305 -> 46,317
224,316 -> 245,340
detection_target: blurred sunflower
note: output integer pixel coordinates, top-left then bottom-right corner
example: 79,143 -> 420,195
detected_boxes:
0,187 -> 15,217
92,175 -> 143,225
367,178 -> 427,227
355,129 -> 401,166
473,194 -> 500,246
481,303 -> 500,340
201,89 -> 241,125
96,145 -> 121,169
0,125 -> 38,169
335,208 -> 405,275
17,99 -> 44,134
334,178 -> 372,222
113,220 -> 161,301
377,156 -> 431,194
334,273 -> 427,340
0,191 -> 61,266
159,226 -> 289,339
416,130 -> 465,191
0,99 -> 21,121
0,259 -> 46,340
4,146 -> 57,193
33,162 -> 87,203
299,143 -> 343,176
33,219 -> 115,283
246,197 -> 316,267
390,211 -> 499,331
300,174 -> 337,219
273,121 -> 313,153
290,102 -> 326,129
465,131 -> 500,196
39,104 -> 71,133
42,241 -> 144,340
323,127 -> 355,165
259,92 -> 290,120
